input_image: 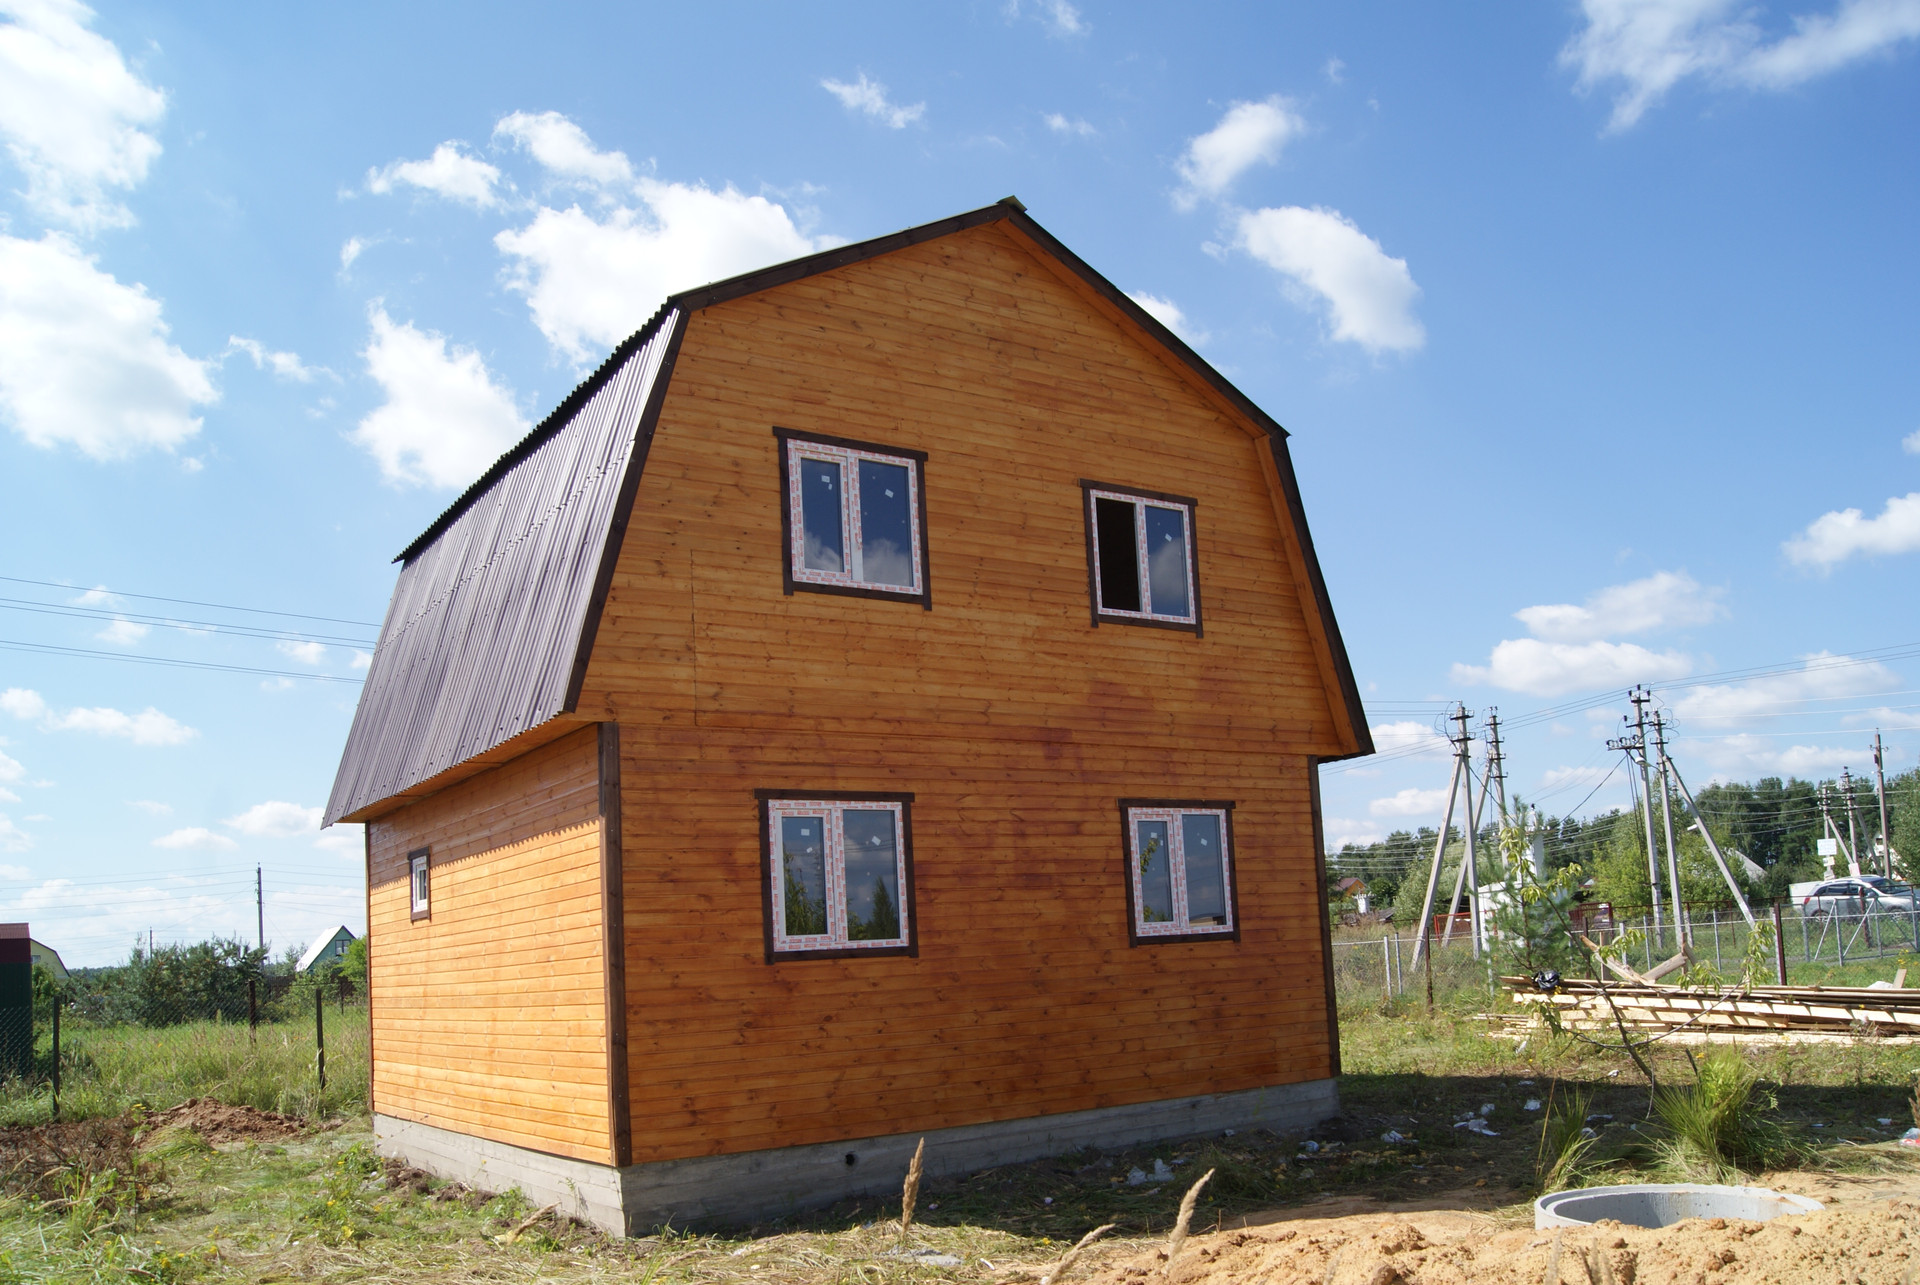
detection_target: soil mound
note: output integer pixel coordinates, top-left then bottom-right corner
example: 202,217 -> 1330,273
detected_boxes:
0,1117 -> 145,1202
1087,1199 -> 1920,1285
142,1098 -> 305,1146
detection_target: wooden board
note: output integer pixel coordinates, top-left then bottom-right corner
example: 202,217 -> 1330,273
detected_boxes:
365,726 -> 614,1164
577,222 -> 1350,1163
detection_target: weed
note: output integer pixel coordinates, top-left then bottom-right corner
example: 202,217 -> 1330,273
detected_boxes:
1649,1050 -> 1801,1181
1535,1087 -> 1598,1192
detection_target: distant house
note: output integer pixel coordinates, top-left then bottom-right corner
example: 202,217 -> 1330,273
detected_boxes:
327,198 -> 1371,1235
1332,876 -> 1370,914
297,927 -> 356,975
29,939 -> 65,981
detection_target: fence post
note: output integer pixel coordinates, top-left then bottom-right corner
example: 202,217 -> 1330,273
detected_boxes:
49,991 -> 59,1123
248,977 -> 257,1041
1424,915 -> 1435,1013
315,986 -> 326,1095
1773,902 -> 1788,986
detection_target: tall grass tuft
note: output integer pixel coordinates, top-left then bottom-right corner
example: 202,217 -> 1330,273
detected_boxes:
1162,1168 -> 1214,1277
899,1137 -> 924,1240
1536,1087 -> 1598,1192
1650,1049 -> 1800,1182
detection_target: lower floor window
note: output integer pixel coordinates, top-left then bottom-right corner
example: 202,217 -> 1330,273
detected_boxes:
761,794 -> 915,959
1121,801 -> 1237,942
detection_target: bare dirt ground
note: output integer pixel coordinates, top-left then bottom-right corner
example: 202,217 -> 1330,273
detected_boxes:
1081,1166 -> 1920,1285
141,1097 -> 307,1146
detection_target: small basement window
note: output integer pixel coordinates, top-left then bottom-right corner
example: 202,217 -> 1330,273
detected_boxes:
408,848 -> 430,921
777,429 -> 930,607
1120,802 -> 1237,943
1082,482 -> 1200,631
761,794 -> 916,960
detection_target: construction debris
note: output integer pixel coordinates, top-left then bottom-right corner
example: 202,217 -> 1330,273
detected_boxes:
1499,973 -> 1920,1044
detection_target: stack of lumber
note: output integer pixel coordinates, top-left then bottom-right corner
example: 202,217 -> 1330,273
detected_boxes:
1499,974 -> 1920,1044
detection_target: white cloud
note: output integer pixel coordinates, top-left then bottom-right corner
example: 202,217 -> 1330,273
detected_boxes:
1323,816 -> 1386,850
224,336 -> 326,383
1693,735 -> 1861,777
1004,0 -> 1089,36
224,800 -> 321,838
1127,291 -> 1209,345
1370,720 -> 1453,758
275,640 -> 326,665
1044,112 -> 1096,137
1537,765 -> 1615,793
1451,638 -> 1692,696
1669,652 -> 1899,726
0,813 -> 28,853
0,232 -> 217,458
1563,0 -> 1920,132
1784,492 -> 1920,567
1175,96 -> 1306,207
495,111 -> 635,187
70,586 -> 117,607
0,689 -> 46,720
94,617 -> 146,645
351,305 -> 527,488
820,73 -> 925,129
0,750 -> 22,786
1234,206 -> 1425,353
1513,570 -> 1725,643
350,649 -> 372,671
340,236 -> 366,270
313,824 -> 364,857
1325,56 -> 1347,84
1370,786 -> 1451,818
1903,429 -> 1920,454
0,790 -> 16,804
3,688 -> 195,744
366,141 -> 502,207
126,798 -> 169,815
496,177 -> 824,363
0,0 -> 166,231
152,826 -> 235,851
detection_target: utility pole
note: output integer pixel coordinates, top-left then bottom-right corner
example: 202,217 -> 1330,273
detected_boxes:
1874,732 -> 1893,878
257,864 -> 265,951
1628,688 -> 1665,947
1842,767 -> 1862,878
1486,709 -> 1509,825
1652,711 -> 1688,946
1408,706 -> 1472,973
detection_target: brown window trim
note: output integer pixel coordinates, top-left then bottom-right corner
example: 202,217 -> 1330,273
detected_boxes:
408,847 -> 431,922
775,427 -> 933,610
1117,798 -> 1240,946
1080,480 -> 1203,636
756,789 -> 918,962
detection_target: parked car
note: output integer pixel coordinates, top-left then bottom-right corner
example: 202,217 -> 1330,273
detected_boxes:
1800,876 -> 1918,916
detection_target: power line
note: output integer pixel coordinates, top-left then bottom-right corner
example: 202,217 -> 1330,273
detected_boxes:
0,597 -> 376,648
0,574 -> 381,629
0,638 -> 363,683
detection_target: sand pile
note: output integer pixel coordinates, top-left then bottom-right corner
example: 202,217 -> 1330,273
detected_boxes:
1086,1199 -> 1919,1284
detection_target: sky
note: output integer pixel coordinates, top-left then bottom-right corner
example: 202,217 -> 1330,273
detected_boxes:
1,0 -> 1917,965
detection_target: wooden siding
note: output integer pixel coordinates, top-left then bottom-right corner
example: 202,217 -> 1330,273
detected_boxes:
366,725 -> 614,1163
578,222 -> 1346,1163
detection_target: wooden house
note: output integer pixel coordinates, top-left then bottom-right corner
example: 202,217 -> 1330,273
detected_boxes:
324,198 -> 1372,1233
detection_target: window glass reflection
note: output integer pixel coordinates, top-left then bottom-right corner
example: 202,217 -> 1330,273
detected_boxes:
1145,505 -> 1190,617
781,817 -> 828,936
1182,813 -> 1226,924
1137,820 -> 1173,923
799,458 -> 845,573
857,459 -> 914,587
841,810 -> 902,940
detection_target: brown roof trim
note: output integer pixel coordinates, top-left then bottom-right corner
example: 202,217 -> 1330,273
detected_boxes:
394,301 -> 677,566
562,307 -> 689,712
1266,430 -> 1373,761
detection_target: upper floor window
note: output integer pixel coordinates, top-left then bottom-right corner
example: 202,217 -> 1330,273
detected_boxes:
759,792 -> 917,960
776,429 -> 931,608
409,848 -> 431,921
1082,482 -> 1201,633
1121,801 -> 1237,943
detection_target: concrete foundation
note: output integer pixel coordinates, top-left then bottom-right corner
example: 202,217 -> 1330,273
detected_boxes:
375,1078 -> 1340,1234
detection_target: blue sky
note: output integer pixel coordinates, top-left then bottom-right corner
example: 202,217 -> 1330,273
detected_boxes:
1,0 -> 1917,964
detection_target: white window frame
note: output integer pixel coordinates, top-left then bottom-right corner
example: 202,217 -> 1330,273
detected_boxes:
782,434 -> 926,598
408,849 -> 430,921
1085,485 -> 1199,627
765,798 -> 913,958
1123,803 -> 1236,942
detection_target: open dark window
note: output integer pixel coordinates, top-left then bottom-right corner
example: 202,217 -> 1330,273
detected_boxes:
1082,482 -> 1200,633
408,847 -> 431,921
759,792 -> 917,960
1119,801 -> 1237,944
776,429 -> 931,608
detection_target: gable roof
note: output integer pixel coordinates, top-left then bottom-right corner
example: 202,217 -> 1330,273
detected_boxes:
326,199 -> 1370,825
297,926 -> 356,973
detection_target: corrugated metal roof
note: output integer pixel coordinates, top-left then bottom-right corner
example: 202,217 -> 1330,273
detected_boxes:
324,307 -> 684,824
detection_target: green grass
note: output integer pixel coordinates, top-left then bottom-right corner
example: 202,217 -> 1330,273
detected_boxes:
0,1010 -> 368,1127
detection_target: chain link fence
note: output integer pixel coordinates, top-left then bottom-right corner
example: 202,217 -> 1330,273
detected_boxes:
1,962 -> 368,1125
